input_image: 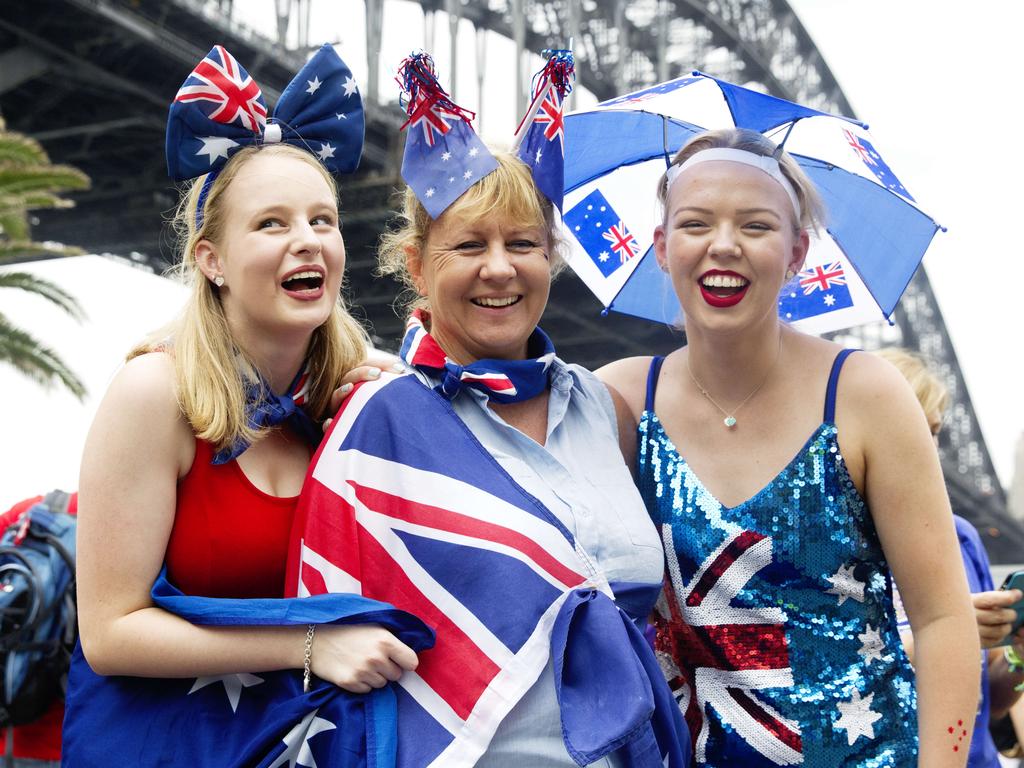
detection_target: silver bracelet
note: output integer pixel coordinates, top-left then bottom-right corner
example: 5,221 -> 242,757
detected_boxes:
303,624 -> 316,692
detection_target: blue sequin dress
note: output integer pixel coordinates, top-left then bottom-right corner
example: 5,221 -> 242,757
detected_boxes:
639,350 -> 918,768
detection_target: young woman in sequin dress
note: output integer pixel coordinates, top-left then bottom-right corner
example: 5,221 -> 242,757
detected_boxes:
599,128 -> 979,768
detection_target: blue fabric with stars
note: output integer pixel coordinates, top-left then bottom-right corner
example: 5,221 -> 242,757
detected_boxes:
638,349 -> 918,767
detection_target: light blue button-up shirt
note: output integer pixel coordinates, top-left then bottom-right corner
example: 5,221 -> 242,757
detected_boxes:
417,357 -> 664,766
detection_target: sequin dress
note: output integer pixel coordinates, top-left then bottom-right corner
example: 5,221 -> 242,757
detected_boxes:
639,350 -> 918,768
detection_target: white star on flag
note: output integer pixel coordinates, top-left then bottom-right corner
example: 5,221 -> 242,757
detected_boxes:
463,169 -> 473,180
342,76 -> 358,97
268,708 -> 337,768
425,187 -> 435,198
188,673 -> 264,713
598,251 -> 610,262
468,147 -> 479,158
857,625 -> 886,666
335,113 -> 348,120
834,690 -> 882,745
823,294 -> 836,306
448,176 -> 455,183
441,151 -> 452,162
535,148 -> 543,163
825,563 -> 865,606
305,76 -> 322,95
196,136 -> 239,164
317,143 -> 336,161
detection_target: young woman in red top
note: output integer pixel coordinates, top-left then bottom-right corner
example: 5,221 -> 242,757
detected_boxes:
75,141 -> 418,693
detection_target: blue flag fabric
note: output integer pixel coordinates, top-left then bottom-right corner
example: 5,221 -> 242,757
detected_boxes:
166,43 -> 364,181
400,105 -> 499,220
62,571 -> 433,768
842,128 -> 914,201
294,372 -> 691,766
778,261 -> 855,323
564,190 -> 643,278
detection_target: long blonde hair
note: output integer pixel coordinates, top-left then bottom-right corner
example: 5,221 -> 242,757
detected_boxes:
131,144 -> 367,453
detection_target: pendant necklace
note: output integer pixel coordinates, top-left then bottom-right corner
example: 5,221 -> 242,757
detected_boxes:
686,335 -> 783,429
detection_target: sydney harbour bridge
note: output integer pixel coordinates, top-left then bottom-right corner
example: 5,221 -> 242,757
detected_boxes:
2,0 -> 1017,558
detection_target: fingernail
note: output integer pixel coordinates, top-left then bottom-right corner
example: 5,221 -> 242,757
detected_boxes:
391,363 -> 405,373
367,367 -> 381,379
340,383 -> 353,395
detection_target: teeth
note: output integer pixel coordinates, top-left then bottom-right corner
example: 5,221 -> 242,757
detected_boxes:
474,296 -> 519,307
702,274 -> 748,288
285,270 -> 322,282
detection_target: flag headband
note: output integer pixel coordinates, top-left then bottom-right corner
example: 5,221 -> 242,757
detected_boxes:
666,148 -> 802,221
167,43 -> 365,226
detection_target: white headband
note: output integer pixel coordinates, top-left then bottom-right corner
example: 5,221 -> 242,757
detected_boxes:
665,148 -> 802,222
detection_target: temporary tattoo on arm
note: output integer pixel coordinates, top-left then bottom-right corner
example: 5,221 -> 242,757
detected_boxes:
947,719 -> 967,752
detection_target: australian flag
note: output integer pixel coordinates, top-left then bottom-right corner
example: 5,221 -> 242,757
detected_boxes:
400,95 -> 499,219
564,189 -> 642,278
843,129 -> 914,201
778,261 -> 854,322
514,80 -> 567,210
599,75 -> 702,107
62,572 -> 433,767
288,373 -> 691,768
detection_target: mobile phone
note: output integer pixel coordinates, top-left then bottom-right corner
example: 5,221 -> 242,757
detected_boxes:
998,570 -> 1024,646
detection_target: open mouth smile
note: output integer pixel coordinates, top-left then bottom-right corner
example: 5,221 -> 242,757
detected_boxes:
281,268 -> 325,299
699,270 -> 749,308
472,295 -> 522,308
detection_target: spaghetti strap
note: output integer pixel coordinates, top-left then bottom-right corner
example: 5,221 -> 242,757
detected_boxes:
824,348 -> 857,423
645,356 -> 666,413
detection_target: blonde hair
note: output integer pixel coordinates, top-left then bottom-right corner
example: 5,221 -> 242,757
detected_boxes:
657,128 -> 826,233
875,347 -> 949,423
377,150 -> 564,317
131,144 -> 367,453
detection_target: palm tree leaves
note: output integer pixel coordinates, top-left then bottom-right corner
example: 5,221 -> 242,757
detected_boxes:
0,119 -> 90,398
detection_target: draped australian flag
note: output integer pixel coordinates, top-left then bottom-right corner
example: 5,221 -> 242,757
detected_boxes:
287,373 -> 691,768
513,49 -> 574,211
62,573 -> 433,767
397,53 -> 498,219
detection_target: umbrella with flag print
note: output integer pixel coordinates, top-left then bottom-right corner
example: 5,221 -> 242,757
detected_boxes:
561,71 -> 942,335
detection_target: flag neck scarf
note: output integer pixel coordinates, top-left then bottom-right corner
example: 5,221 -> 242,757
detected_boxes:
399,309 -> 557,405
211,360 -> 321,465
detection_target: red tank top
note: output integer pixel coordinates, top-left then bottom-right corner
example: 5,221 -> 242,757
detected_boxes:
165,439 -> 299,598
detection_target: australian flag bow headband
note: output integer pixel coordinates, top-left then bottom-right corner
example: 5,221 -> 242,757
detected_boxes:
166,43 -> 365,181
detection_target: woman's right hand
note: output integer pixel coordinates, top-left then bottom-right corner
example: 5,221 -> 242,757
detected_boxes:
973,589 -> 1023,648
311,624 -> 419,693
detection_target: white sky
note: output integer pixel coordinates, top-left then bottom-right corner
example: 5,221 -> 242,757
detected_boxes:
2,0 -> 1019,508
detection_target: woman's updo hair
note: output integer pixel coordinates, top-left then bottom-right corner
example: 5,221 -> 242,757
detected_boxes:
377,150 -> 565,317
658,127 -> 826,233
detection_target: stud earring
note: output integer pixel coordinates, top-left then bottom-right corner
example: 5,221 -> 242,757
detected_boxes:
785,269 -> 795,280
213,276 -> 225,287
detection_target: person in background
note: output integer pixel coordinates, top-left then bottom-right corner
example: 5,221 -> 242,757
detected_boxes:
599,127 -> 980,766
879,346 -> 1024,768
0,493 -> 75,768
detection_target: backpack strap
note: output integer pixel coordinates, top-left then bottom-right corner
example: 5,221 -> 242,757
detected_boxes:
42,489 -> 72,515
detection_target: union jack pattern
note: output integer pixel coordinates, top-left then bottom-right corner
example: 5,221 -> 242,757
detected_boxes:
292,374 -> 595,767
406,93 -> 460,147
655,527 -> 803,766
173,44 -> 267,132
603,221 -> 641,263
798,262 -> 846,295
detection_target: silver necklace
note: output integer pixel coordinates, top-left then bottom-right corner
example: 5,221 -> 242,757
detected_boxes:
685,337 -> 783,429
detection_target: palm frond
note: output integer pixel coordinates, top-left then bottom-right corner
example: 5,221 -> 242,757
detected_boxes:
0,164 -> 91,196
0,312 -> 86,400
0,192 -> 75,214
0,242 -> 86,262
0,132 -> 48,167
0,271 -> 85,321
0,209 -> 29,240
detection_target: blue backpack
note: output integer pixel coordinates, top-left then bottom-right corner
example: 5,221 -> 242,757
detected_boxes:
0,490 -> 77,727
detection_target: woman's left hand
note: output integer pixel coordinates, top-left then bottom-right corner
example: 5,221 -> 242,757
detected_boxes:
324,354 -> 406,431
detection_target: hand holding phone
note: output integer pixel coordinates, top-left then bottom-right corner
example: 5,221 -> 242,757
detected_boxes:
993,570 -> 1024,647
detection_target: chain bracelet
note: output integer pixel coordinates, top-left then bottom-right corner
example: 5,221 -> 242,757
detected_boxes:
303,624 -> 316,693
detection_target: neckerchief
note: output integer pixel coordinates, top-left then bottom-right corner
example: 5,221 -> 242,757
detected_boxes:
211,362 -> 321,464
399,309 -> 556,405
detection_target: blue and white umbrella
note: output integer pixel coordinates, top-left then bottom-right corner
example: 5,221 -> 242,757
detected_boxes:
562,72 -> 942,334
